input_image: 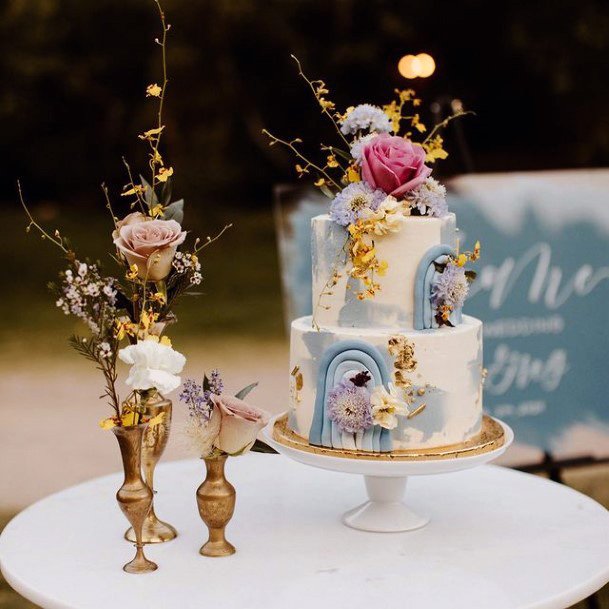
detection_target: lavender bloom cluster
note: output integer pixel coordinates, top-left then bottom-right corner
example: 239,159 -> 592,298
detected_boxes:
431,262 -> 470,310
55,261 -> 118,335
327,379 -> 373,433
180,368 -> 224,421
407,177 -> 448,218
339,104 -> 392,136
172,252 -> 203,285
329,182 -> 386,227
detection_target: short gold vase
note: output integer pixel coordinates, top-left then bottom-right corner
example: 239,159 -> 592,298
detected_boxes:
125,391 -> 178,544
113,424 -> 158,574
196,454 -> 236,557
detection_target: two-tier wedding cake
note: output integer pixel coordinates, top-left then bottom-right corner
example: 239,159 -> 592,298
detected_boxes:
289,211 -> 482,453
265,80 -> 481,455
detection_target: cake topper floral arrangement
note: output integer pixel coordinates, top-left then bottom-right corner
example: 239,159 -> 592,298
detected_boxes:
18,0 -> 231,429
264,56 -> 480,326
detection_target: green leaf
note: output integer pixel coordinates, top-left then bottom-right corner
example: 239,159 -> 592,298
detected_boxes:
234,381 -> 258,400
163,199 -> 184,223
160,178 -> 173,206
139,175 -> 158,209
320,184 -> 335,199
250,439 -> 278,454
203,374 -> 211,392
327,146 -> 352,162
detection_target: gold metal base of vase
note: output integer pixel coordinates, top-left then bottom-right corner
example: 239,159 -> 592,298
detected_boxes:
199,534 -> 236,558
196,455 -> 237,558
123,546 -> 158,574
273,414 -> 505,461
125,507 -> 178,544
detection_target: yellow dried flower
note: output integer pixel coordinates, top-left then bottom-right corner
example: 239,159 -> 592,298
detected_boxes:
347,166 -> 361,183
126,264 -> 139,281
326,154 -> 339,168
422,135 -> 448,163
157,166 -> 173,182
146,83 -> 162,97
138,126 -> 165,140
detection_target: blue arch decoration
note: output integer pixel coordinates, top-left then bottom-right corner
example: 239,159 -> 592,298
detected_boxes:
414,244 -> 462,330
309,340 -> 392,452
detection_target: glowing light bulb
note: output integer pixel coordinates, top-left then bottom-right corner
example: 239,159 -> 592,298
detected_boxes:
416,53 -> 435,77
398,55 -> 419,79
398,53 -> 436,79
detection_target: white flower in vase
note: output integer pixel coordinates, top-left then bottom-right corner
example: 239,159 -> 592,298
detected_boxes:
119,336 -> 186,395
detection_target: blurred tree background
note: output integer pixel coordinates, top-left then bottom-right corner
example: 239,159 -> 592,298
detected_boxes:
2,0 -> 609,204
1,0 -> 609,345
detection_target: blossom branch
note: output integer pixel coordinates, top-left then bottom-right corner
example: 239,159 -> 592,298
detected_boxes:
291,55 -> 350,148
262,129 -> 341,190
18,181 -> 71,255
194,223 -> 233,254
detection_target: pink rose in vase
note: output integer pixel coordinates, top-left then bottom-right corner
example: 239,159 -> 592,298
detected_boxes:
210,394 -> 270,455
113,218 -> 187,282
361,134 -> 432,198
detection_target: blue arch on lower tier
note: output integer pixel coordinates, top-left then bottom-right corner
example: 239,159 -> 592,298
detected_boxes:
309,340 -> 392,452
414,244 -> 462,330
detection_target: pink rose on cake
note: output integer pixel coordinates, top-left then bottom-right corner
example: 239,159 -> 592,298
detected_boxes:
361,134 -> 431,198
113,217 -> 186,281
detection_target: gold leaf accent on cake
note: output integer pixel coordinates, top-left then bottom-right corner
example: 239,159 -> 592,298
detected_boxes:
290,366 -> 304,405
407,403 -> 427,419
388,335 -> 417,388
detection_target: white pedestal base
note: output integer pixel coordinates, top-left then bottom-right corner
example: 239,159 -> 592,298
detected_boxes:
342,476 -> 429,532
263,413 -> 514,533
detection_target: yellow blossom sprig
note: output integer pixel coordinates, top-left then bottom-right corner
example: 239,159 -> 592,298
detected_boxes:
121,157 -> 148,214
383,89 -> 422,134
454,239 -> 481,267
291,55 -> 350,148
348,220 -> 388,300
262,129 -> 341,192
421,109 -> 475,163
148,0 -> 171,197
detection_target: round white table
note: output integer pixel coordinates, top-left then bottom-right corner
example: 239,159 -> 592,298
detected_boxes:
1,454 -> 608,609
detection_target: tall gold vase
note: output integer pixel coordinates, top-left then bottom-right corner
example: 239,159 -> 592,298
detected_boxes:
125,391 -> 177,543
196,455 -> 236,557
113,424 -> 158,573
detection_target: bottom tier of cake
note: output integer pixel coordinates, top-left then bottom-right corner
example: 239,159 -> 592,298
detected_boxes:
289,315 -> 483,452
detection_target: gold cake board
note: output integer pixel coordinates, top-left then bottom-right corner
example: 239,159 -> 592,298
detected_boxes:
272,413 -> 505,462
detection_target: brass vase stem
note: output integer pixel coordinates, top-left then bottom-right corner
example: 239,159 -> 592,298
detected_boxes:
125,392 -> 177,544
196,454 -> 236,557
113,424 -> 158,573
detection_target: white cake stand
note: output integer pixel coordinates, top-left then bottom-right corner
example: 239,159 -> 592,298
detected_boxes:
262,413 -> 513,533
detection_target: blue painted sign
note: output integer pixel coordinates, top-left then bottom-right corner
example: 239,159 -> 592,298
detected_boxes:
451,170 -> 609,462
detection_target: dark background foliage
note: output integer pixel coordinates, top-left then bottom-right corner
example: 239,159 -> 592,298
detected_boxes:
2,0 -> 609,210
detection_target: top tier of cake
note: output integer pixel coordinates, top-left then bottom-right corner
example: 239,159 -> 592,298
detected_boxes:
311,212 -> 458,330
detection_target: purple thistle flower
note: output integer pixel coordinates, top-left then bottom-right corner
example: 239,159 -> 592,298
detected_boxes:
327,381 -> 373,433
431,262 -> 469,310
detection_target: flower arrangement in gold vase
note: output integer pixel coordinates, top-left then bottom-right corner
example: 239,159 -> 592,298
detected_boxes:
179,370 -> 271,556
18,0 -> 229,573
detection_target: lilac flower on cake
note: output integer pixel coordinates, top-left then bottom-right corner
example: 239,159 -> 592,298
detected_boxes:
329,182 -> 386,226
407,177 -> 448,218
431,263 -> 469,310
327,381 -> 373,433
339,104 -> 392,136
